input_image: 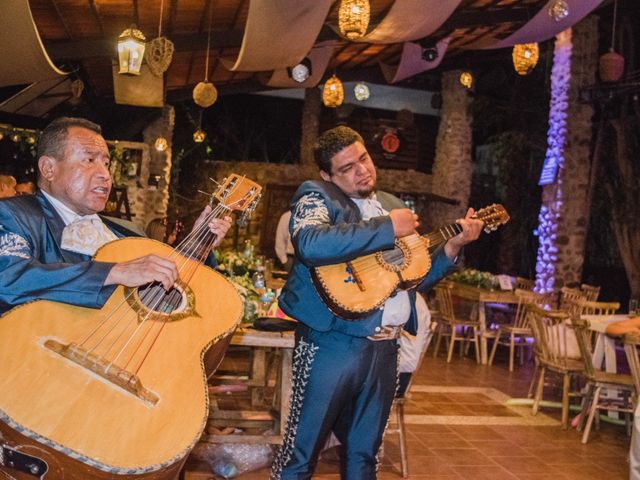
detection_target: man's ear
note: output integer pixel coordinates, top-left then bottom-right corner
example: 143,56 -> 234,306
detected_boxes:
38,156 -> 56,181
319,170 -> 331,182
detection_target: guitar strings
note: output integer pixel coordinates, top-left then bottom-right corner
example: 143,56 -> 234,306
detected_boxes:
79,180 -> 250,375
113,184 -> 253,374
107,202 -> 230,373
345,228 -> 457,275
79,203 -> 226,372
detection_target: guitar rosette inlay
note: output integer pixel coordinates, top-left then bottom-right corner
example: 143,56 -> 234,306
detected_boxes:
375,238 -> 412,272
124,280 -> 199,322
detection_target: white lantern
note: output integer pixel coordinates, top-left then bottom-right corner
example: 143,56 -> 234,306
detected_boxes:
117,26 -> 146,75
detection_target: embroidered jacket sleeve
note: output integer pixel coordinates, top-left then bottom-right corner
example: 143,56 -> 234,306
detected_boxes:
0,206 -> 115,313
290,186 -> 396,266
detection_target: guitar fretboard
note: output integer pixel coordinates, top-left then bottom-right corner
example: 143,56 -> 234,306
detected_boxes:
424,222 -> 464,250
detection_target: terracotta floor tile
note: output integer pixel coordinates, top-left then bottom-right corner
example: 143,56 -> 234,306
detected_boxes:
491,456 -> 562,475
196,353 -> 629,479
468,440 -> 529,457
447,425 -> 507,440
430,447 -> 498,466
451,465 -> 518,480
410,432 -> 473,450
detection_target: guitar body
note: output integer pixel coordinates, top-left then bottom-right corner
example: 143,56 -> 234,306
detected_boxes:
0,237 -> 243,478
312,234 -> 430,318
311,204 -> 510,319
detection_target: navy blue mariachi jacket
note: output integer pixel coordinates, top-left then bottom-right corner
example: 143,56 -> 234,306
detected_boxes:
0,192 -> 139,315
278,180 -> 458,338
0,192 -> 219,316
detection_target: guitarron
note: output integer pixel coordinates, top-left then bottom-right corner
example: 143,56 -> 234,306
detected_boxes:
0,174 -> 261,479
312,204 -> 510,319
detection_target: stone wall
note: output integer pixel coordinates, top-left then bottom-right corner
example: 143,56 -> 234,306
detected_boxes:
196,161 -> 435,252
536,18 -> 597,292
108,106 -> 174,232
429,70 -> 473,227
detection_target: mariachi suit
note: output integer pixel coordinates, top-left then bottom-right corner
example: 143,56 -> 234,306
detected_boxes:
0,192 -> 142,315
272,180 -> 457,479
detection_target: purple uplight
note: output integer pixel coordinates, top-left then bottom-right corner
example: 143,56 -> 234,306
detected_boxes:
535,32 -> 572,294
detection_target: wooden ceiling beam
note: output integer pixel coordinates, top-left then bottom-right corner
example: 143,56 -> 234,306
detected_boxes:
49,0 -> 73,39
87,0 -> 105,37
439,5 -> 539,31
46,31 -> 245,61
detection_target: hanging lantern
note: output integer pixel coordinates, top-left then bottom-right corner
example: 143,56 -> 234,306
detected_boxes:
322,75 -> 344,108
459,71 -> 473,89
117,25 -> 146,75
193,129 -> 206,143
548,0 -> 570,22
354,82 -> 370,101
10,132 -> 21,143
147,37 -> 175,76
512,43 -> 539,76
599,49 -> 625,82
338,0 -> 370,40
193,81 -> 218,108
599,0 -> 624,83
154,136 -> 168,152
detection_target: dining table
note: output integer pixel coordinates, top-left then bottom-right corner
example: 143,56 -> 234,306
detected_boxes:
448,282 -> 519,364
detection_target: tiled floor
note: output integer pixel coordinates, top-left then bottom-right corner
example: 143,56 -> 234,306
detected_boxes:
186,344 -> 631,479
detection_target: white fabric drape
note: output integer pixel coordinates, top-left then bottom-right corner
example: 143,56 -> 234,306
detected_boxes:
0,0 -> 66,87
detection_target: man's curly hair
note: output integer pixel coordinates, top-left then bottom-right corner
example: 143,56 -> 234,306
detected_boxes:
313,126 -> 364,174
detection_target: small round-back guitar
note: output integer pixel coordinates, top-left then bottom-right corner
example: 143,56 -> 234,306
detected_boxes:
311,204 -> 510,319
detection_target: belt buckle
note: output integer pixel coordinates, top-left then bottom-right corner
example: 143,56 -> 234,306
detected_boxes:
367,326 -> 401,341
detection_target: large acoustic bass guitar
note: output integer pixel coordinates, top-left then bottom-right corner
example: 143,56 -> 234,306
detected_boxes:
0,174 -> 261,479
312,204 -> 510,319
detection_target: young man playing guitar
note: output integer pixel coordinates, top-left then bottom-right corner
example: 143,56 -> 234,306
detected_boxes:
271,126 -> 484,479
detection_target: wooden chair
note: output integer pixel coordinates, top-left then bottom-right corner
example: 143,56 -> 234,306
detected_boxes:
515,276 -> 536,291
578,300 -> 620,317
623,332 -> 640,399
386,321 -> 438,478
580,283 -> 601,301
571,316 -> 634,443
527,305 -> 585,429
559,287 -> 588,317
488,289 -> 547,372
432,284 -> 481,363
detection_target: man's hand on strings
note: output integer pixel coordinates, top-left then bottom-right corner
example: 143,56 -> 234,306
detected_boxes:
105,254 -> 178,290
444,208 -> 484,259
193,205 -> 233,248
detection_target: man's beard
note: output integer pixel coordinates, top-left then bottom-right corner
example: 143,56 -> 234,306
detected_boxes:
356,182 -> 375,198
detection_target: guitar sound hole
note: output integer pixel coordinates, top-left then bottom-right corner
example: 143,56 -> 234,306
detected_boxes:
381,247 -> 404,266
137,283 -> 186,314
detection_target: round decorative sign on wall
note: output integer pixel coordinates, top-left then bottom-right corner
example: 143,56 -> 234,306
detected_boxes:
381,131 -> 400,153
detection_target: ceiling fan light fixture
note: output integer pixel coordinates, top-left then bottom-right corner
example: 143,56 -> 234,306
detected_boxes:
117,25 -> 146,75
338,0 -> 370,40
